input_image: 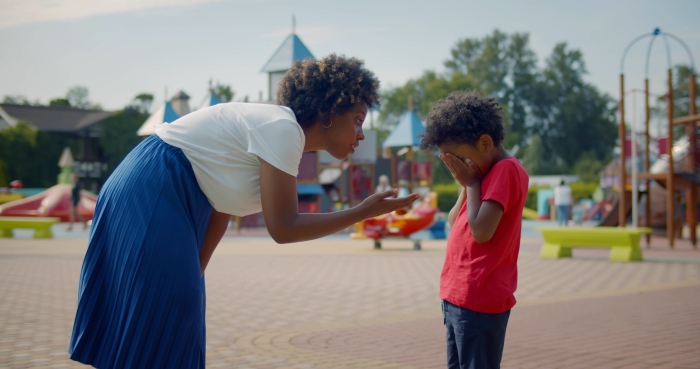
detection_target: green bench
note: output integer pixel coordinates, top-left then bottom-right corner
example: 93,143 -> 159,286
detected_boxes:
0,217 -> 60,239
535,227 -> 652,262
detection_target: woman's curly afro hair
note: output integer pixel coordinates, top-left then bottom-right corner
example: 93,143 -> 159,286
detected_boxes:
276,54 -> 380,128
420,90 -> 505,150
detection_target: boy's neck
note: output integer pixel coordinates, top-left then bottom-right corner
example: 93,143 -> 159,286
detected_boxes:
485,146 -> 511,171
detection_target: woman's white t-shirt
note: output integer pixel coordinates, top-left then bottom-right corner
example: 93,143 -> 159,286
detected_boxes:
155,102 -> 305,216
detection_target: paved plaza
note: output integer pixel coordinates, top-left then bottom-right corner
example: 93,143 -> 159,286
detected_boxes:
1,226 -> 699,368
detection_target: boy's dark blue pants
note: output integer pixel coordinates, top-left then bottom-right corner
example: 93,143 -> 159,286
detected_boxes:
442,300 -> 510,369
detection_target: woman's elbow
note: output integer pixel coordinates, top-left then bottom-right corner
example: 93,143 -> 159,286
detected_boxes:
268,229 -> 293,244
266,224 -> 295,244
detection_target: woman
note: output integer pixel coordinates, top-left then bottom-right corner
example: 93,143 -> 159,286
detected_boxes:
69,54 -> 419,368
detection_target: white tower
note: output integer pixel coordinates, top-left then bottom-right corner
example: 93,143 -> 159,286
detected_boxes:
260,17 -> 315,102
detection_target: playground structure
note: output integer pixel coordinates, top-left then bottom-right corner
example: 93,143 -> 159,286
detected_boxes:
619,28 -> 698,248
351,192 -> 438,250
319,130 -> 378,209
348,98 -> 442,249
0,147 -> 97,222
0,184 -> 96,222
382,97 -> 432,195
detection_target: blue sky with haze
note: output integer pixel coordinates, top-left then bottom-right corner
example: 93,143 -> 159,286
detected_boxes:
1,0 -> 698,113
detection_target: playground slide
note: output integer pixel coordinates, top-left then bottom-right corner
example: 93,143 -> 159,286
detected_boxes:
0,184 -> 96,222
598,191 -> 633,227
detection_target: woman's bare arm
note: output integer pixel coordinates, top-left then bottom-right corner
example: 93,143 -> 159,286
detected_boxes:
199,209 -> 231,274
259,158 -> 420,244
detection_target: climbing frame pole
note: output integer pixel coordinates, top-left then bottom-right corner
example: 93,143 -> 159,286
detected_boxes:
619,74 -> 627,227
644,78 -> 652,245
687,74 -> 697,246
666,69 -> 675,248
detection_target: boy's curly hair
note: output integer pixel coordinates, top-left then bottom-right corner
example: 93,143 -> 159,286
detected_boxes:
420,90 -> 505,149
276,54 -> 380,128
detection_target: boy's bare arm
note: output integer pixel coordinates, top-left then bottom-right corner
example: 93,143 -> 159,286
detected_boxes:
466,183 -> 504,243
448,187 -> 467,228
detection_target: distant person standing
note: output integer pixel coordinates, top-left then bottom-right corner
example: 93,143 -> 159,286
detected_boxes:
554,180 -> 572,226
67,172 -> 87,231
375,174 -> 391,194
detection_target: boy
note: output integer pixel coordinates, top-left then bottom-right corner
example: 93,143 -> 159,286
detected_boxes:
420,90 -> 529,369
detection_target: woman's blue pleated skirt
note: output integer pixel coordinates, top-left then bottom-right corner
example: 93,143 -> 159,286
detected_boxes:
69,135 -> 213,368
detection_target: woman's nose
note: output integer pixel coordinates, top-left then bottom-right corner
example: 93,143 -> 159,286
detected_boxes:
358,129 -> 365,141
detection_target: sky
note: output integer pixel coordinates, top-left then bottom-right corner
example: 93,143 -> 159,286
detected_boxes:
1,0 -> 699,115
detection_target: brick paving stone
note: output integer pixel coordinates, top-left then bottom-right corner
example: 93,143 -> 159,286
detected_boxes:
1,237 -> 699,368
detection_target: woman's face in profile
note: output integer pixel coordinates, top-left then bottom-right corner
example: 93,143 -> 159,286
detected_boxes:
324,101 -> 368,160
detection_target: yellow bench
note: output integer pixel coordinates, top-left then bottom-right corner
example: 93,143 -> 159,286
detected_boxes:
0,217 -> 60,239
535,227 -> 652,262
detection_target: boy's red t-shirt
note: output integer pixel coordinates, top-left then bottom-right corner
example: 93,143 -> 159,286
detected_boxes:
440,157 -> 529,313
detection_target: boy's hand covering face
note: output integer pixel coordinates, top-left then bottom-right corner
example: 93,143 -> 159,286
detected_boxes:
440,153 -> 482,187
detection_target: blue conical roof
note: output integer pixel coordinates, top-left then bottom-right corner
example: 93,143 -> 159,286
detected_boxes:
261,33 -> 315,73
382,111 -> 426,148
198,94 -> 221,110
162,101 -> 179,123
136,101 -> 180,136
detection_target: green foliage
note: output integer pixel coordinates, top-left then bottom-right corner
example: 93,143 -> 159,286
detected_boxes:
379,71 -> 475,126
99,108 -> 149,177
3,95 -> 40,105
48,86 -> 101,110
529,43 -> 617,173
525,185 -> 544,211
380,31 -> 618,180
0,159 -> 7,187
444,30 -> 538,149
569,181 -> 599,202
49,98 -> 71,107
0,122 -> 38,186
209,79 -> 234,103
132,93 -> 154,113
0,122 -> 71,187
653,64 -> 699,138
520,134 -> 544,175
573,151 -> 606,183
433,182 -> 461,212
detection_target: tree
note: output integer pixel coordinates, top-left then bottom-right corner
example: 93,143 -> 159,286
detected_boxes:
46,86 -> 101,109
520,134 -> 545,175
0,122 -> 70,187
529,43 -> 617,174
379,71 -> 476,127
444,30 -> 538,148
652,64 -> 699,138
67,86 -> 101,110
573,151 -> 606,183
49,98 -> 71,107
132,93 -> 154,114
99,104 -> 149,177
209,79 -> 234,103
2,95 -> 40,105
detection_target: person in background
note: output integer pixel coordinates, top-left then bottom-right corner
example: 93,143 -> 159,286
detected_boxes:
554,179 -> 572,227
67,172 -> 87,231
375,174 -> 391,194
